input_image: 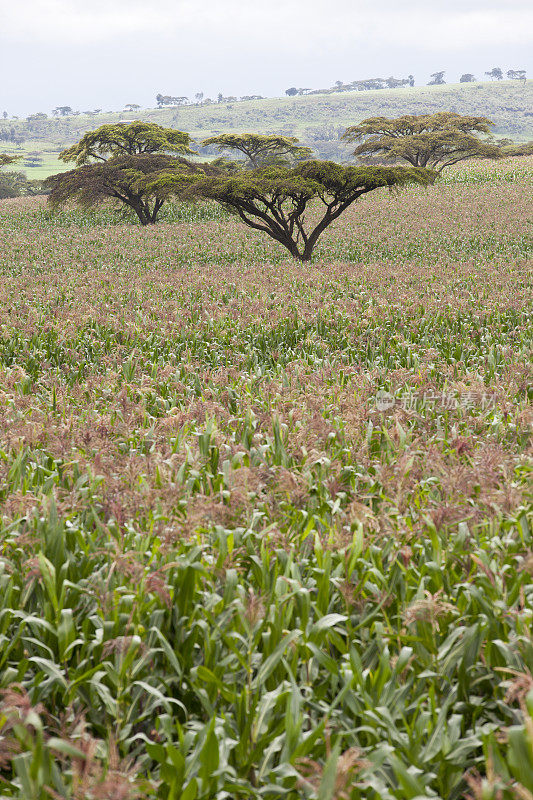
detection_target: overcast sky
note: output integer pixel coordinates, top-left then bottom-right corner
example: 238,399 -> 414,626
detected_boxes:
1,0 -> 532,116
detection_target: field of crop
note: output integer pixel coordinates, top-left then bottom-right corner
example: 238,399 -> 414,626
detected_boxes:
0,157 -> 532,799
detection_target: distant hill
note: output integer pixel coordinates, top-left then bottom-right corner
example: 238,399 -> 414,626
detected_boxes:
2,80 -> 532,179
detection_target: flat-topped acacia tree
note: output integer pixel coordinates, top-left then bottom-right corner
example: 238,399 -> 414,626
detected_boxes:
44,154 -> 210,225
59,121 -> 195,166
45,122 -> 205,224
201,133 -> 313,168
342,113 -> 503,172
182,161 -> 434,261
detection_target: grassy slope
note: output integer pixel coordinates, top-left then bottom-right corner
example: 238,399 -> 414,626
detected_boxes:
0,158 -> 532,798
1,79 -> 532,179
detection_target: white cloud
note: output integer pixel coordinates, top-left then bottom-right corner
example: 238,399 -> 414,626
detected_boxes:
2,0 -> 531,115
3,0 -> 533,49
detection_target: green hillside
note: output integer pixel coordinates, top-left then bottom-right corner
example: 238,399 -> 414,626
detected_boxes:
2,80 -> 532,179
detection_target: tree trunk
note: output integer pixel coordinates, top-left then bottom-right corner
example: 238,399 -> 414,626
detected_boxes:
271,233 -> 304,260
299,243 -> 315,261
285,238 -> 306,260
127,200 -> 150,225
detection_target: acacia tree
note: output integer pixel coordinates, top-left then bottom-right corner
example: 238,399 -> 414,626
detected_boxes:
353,78 -> 386,91
342,113 -> 503,172
485,68 -> 503,80
201,133 -> 313,168
59,122 -> 194,166
156,94 -> 182,107
209,156 -> 244,174
179,161 -> 433,261
507,70 -> 526,81
44,154 -> 208,225
385,76 -> 410,89
0,154 -> 20,167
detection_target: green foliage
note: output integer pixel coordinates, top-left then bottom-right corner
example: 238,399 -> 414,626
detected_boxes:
44,154 -> 208,225
0,154 -> 23,198
210,155 -> 245,174
343,113 -> 503,172
201,133 -> 313,168
500,141 -> 533,157
185,161 -> 434,260
0,171 -> 26,200
0,155 -> 44,199
59,121 -> 195,166
465,690 -> 533,800
0,499 -> 531,798
0,154 -> 21,168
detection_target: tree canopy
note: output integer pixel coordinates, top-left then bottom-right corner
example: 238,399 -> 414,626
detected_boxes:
181,161 -> 434,261
44,154 -> 209,225
507,69 -> 526,81
156,94 -> 185,107
59,122 -> 195,166
500,141 -> 533,157
0,154 -> 38,199
201,133 -> 313,168
342,113 -> 503,172
0,154 -> 20,167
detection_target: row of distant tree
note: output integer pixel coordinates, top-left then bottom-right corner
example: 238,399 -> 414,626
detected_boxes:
157,68 -> 527,107
285,68 -> 527,96
155,92 -> 266,108
3,93 -> 268,120
0,67 -> 527,123
432,68 -> 527,85
484,68 -> 526,82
